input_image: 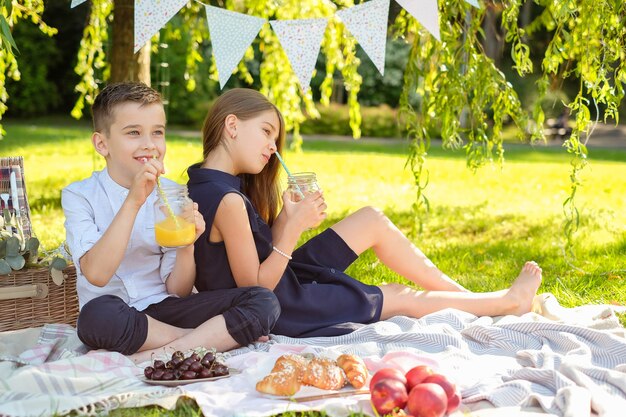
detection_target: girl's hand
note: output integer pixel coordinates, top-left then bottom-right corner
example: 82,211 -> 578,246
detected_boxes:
282,190 -> 327,231
128,158 -> 164,208
180,201 -> 206,242
191,202 -> 206,241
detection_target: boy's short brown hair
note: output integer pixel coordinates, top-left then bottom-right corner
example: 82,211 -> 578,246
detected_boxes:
92,82 -> 163,134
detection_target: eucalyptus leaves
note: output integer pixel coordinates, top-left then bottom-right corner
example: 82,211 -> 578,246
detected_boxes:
0,223 -> 67,278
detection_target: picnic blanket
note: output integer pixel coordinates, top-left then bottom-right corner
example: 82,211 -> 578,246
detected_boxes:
0,294 -> 625,417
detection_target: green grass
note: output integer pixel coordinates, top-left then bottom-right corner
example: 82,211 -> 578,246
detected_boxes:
3,119 -> 626,416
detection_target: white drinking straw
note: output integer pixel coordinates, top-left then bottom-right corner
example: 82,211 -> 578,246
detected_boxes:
274,151 -> 305,199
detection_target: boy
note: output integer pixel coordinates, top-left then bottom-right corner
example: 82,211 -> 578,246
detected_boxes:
62,82 -> 280,363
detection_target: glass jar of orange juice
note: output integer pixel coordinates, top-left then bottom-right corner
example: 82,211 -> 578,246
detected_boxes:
154,184 -> 196,248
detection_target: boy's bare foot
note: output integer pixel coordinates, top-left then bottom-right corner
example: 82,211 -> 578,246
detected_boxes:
128,349 -> 156,365
505,261 -> 543,315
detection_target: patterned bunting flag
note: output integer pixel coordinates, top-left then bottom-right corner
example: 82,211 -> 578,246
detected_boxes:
270,18 -> 328,93
204,5 -> 266,89
396,0 -> 440,41
71,0 -> 87,7
336,0 -> 389,76
134,0 -> 189,53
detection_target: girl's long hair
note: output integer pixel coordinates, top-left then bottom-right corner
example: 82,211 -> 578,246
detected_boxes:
201,88 -> 285,225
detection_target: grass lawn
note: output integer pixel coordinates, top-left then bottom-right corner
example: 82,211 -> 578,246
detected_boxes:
2,119 -> 626,416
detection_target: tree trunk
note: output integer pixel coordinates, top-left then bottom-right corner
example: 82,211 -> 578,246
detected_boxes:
109,0 -> 151,85
482,2 -> 504,66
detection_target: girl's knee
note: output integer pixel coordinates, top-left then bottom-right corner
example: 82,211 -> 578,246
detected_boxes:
357,206 -> 388,226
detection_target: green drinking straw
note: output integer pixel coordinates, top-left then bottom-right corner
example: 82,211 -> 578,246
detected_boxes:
274,151 -> 305,199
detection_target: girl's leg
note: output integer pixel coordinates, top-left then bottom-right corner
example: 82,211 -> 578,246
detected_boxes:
331,206 -> 467,291
378,261 -> 542,318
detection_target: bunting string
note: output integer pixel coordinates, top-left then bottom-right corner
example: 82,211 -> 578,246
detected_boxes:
71,0 -> 481,91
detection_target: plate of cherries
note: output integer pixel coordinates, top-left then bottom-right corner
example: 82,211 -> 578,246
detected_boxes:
142,350 -> 239,386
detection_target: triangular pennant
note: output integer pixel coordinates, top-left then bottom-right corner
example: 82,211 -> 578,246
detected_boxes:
336,0 -> 389,76
270,18 -> 328,93
465,0 -> 480,8
204,5 -> 266,89
71,0 -> 87,7
134,0 -> 189,53
396,0 -> 440,41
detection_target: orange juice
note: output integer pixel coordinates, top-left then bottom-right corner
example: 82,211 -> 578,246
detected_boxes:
155,216 -> 195,247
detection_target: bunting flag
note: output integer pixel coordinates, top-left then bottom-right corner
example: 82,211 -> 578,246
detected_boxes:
336,0 -> 389,76
134,0 -> 189,53
465,0 -> 481,8
205,5 -> 266,89
70,0 -> 87,7
396,0 -> 440,41
270,18 -> 328,92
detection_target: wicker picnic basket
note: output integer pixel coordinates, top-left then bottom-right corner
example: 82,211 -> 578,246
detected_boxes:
0,265 -> 79,332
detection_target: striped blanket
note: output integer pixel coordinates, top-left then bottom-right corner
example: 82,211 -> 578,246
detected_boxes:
0,295 -> 625,417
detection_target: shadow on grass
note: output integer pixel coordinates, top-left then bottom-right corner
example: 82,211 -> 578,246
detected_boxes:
5,121 -> 626,164
299,138 -> 626,164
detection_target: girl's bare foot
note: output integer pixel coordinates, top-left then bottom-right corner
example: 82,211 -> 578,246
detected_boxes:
505,261 -> 543,315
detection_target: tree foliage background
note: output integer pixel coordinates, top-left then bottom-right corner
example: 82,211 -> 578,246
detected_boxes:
1,0 -> 625,247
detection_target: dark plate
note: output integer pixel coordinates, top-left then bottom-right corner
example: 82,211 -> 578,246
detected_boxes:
141,368 -> 241,386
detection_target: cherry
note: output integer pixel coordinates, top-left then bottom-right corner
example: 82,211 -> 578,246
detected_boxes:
201,352 -> 215,366
181,370 -> 197,380
188,361 -> 202,373
144,366 -> 154,379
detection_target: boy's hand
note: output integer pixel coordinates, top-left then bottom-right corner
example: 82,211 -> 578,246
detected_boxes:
128,158 -> 164,208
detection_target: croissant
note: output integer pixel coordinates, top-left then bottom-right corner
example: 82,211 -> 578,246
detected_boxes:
302,357 -> 346,390
271,354 -> 310,380
336,354 -> 368,389
256,370 -> 301,396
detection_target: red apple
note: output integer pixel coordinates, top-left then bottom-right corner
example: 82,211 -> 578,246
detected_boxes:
422,374 -> 458,412
406,383 -> 448,417
447,392 -> 461,414
405,365 -> 435,392
369,367 -> 407,391
370,378 -> 408,416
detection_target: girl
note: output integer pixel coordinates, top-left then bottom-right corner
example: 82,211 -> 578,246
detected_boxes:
188,88 -> 542,338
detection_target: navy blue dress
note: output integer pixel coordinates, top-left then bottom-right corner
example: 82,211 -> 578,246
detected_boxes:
188,166 -> 383,337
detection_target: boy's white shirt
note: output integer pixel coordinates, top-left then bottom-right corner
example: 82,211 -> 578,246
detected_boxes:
62,168 -> 177,310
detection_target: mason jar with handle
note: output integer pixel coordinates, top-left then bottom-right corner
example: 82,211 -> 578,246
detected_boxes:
154,184 -> 196,248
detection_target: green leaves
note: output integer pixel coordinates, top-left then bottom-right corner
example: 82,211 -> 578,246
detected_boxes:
0,0 -> 17,55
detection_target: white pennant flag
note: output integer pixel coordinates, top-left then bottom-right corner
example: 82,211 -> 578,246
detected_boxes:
396,0 -> 440,41
134,0 -> 189,53
465,0 -> 480,8
205,5 -> 266,89
336,0 -> 389,76
71,0 -> 87,7
270,18 -> 328,93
